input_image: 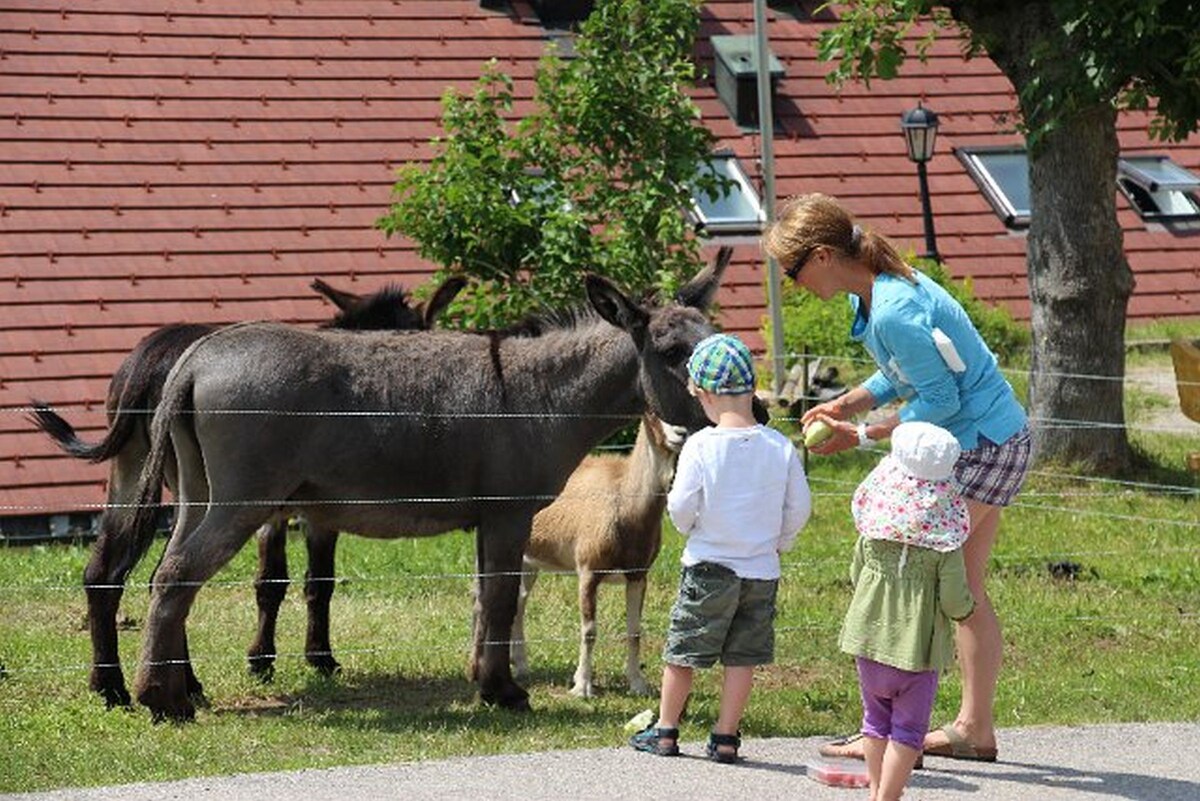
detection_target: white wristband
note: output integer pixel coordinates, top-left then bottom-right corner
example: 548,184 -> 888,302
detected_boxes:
856,422 -> 873,450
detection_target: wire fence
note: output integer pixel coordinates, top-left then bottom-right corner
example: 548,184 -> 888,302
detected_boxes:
0,470 -> 1195,682
1,384 -> 1197,518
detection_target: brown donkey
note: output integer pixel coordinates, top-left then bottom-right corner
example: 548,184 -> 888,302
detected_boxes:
514,411 -> 686,697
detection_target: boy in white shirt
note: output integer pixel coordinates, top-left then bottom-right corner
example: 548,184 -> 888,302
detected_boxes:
630,333 -> 812,763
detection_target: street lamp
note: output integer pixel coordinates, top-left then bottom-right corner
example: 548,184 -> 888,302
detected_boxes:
900,103 -> 940,262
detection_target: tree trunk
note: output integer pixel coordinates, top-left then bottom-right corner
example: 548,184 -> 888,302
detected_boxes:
956,2 -> 1134,473
1026,105 -> 1133,472
1027,104 -> 1128,470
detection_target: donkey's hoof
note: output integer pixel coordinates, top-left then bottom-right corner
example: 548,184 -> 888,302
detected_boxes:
149,705 -> 196,724
185,668 -> 205,701
139,686 -> 196,724
90,669 -> 132,708
307,654 -> 341,677
137,663 -> 198,723
628,676 -> 655,697
100,685 -> 133,709
247,655 -> 276,683
569,681 -> 595,699
190,688 -> 211,710
481,681 -> 531,712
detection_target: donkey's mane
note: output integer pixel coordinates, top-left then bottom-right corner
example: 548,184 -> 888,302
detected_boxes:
489,303 -> 598,340
360,283 -> 410,307
485,287 -> 661,341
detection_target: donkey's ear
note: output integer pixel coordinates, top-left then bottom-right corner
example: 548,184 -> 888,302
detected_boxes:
586,274 -> 649,334
310,278 -> 363,313
676,246 -> 732,310
422,275 -> 467,328
751,394 -> 771,425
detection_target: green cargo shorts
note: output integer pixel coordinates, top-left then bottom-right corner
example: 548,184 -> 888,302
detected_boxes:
663,561 -> 778,668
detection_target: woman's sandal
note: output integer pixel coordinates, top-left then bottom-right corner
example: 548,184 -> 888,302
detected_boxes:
818,731 -> 864,760
818,731 -> 924,770
922,723 -> 998,763
629,725 -> 680,757
706,731 -> 741,764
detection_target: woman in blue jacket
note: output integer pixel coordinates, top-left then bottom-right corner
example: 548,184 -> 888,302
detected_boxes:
764,193 -> 1031,764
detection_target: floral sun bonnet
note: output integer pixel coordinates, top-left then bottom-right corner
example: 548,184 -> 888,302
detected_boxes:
851,422 -> 970,553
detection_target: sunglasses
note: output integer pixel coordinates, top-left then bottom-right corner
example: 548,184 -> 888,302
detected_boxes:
784,247 -> 817,281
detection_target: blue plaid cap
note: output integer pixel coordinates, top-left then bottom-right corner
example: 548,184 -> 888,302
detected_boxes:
687,333 -> 756,395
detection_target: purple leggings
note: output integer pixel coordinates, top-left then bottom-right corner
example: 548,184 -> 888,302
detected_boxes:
855,657 -> 939,751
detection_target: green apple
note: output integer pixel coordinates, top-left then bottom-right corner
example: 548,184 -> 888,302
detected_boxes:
803,420 -> 835,448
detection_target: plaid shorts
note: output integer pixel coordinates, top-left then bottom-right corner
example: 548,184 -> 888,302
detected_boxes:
663,562 -> 778,669
953,424 -> 1032,507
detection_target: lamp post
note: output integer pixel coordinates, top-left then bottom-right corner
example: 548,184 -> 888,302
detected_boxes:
900,103 -> 940,262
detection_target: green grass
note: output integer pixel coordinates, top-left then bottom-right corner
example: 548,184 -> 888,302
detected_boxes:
1126,317 -> 1200,343
1126,317 -> 1200,367
2,412 -> 1197,793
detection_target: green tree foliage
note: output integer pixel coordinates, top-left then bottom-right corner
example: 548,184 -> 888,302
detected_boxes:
377,0 -> 724,328
817,0 -> 1200,146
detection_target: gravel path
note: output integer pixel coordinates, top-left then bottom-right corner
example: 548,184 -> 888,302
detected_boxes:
6,723 -> 1200,801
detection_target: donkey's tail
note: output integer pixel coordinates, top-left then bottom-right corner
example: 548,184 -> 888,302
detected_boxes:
27,400 -> 138,464
116,368 -> 196,577
29,324 -> 215,467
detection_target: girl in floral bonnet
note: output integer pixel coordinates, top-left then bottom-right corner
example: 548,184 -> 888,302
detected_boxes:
838,421 -> 977,801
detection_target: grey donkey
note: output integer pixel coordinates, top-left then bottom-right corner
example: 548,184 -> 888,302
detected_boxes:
118,265 -> 737,721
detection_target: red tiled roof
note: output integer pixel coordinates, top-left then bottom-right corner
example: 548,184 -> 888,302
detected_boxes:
2,0 -> 1198,521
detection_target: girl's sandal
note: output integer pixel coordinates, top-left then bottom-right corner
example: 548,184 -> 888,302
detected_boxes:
705,731 -> 741,764
629,725 -> 680,757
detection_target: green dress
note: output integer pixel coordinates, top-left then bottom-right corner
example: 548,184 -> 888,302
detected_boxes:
838,536 -> 975,673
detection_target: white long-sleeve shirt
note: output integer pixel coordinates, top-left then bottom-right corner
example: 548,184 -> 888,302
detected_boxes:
667,424 -> 812,579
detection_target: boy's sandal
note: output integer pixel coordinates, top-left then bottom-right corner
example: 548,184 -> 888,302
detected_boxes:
705,731 -> 741,764
629,725 -> 680,757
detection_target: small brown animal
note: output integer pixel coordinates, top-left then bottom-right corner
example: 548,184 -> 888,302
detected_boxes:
513,412 -> 686,697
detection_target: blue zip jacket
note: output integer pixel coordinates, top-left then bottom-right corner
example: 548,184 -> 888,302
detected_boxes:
851,271 -> 1027,450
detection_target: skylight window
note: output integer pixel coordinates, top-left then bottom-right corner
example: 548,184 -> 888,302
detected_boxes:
958,147 -> 1030,228
688,154 -> 766,236
1118,156 -> 1200,220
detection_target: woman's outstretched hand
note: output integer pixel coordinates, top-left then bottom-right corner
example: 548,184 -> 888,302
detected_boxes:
800,397 -> 849,427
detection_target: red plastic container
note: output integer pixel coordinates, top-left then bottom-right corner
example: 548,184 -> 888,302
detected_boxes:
806,757 -> 871,788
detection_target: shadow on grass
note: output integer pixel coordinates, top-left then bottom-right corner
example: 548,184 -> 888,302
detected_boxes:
211,667 -> 632,736
213,671 -> 473,720
1127,446 -> 1199,494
